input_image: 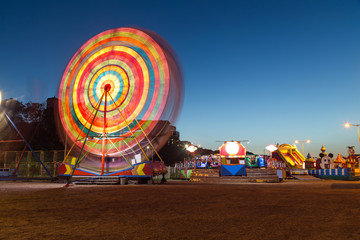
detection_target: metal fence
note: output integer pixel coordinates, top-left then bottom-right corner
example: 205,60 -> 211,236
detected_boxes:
0,150 -> 64,178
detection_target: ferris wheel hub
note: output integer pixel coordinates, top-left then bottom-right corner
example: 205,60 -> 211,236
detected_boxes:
104,84 -> 111,92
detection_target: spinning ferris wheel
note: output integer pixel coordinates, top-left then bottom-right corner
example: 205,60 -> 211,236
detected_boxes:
57,28 -> 183,179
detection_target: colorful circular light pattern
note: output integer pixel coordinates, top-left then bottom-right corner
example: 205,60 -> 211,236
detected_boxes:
58,28 -> 183,166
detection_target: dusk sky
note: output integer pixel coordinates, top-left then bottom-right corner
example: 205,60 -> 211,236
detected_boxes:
1,0 -> 360,156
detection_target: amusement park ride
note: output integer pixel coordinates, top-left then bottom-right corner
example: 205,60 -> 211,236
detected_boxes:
56,28 -> 183,184
1,29 -> 359,184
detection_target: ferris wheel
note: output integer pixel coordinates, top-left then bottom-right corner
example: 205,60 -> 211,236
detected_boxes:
58,28 -> 183,177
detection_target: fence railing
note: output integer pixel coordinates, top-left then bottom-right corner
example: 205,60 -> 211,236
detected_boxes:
0,150 -> 64,177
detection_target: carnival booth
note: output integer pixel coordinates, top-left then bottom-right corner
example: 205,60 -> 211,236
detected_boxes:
219,141 -> 246,176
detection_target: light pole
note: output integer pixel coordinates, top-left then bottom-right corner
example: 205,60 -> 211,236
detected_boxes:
185,144 -> 197,179
294,139 -> 310,156
344,123 -> 360,146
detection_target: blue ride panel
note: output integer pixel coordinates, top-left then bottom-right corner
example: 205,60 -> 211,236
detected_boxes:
221,165 -> 246,176
258,157 -> 265,167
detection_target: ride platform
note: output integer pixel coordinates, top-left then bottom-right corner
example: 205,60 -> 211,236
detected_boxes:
190,168 -> 280,183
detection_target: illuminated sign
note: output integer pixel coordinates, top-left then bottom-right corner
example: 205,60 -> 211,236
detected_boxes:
265,144 -> 277,152
219,141 -> 246,158
186,145 -> 197,153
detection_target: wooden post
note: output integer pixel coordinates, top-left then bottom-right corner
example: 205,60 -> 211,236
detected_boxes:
15,152 -> 19,166
40,151 -> 44,176
27,151 -> 31,177
53,151 -> 57,177
4,151 -> 7,168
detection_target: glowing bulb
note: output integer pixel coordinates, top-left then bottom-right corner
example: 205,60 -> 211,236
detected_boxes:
186,145 -> 197,153
265,144 -> 277,152
344,123 -> 351,128
225,141 -> 240,155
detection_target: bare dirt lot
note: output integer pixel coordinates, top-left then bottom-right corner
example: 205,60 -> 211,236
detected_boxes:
1,180 -> 360,240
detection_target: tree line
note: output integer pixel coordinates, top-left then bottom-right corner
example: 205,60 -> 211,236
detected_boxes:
0,98 -> 64,151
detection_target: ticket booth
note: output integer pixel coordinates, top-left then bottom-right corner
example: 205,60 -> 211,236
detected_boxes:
220,141 -> 246,176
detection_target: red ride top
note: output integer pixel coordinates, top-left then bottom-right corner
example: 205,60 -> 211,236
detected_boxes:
219,141 -> 246,158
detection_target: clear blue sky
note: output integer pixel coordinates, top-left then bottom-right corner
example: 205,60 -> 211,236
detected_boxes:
1,0 -> 360,156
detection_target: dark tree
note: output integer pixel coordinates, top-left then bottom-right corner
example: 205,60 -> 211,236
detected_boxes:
0,98 -> 64,151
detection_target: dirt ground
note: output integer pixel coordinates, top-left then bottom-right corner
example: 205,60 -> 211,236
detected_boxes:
0,180 -> 360,240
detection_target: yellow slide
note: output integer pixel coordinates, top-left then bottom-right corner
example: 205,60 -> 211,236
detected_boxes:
274,144 -> 305,168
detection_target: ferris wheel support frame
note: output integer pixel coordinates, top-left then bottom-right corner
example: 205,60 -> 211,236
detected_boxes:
101,86 -> 108,175
65,87 -> 165,185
